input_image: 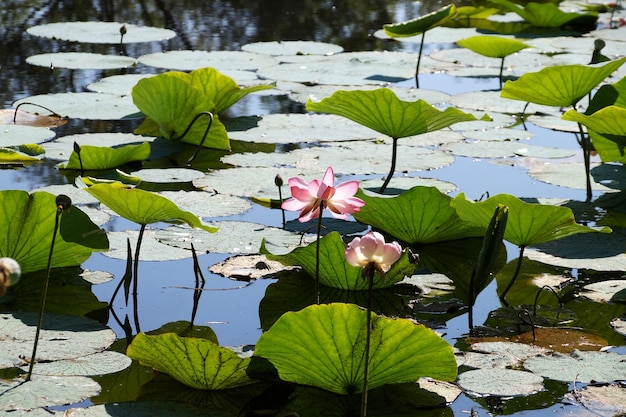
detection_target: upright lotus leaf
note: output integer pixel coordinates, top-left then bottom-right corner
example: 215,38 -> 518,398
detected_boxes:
254,303 -> 457,395
0,191 -> 108,274
450,193 -> 610,247
85,183 -> 218,232
488,0 -> 598,28
132,73 -> 229,150
500,58 -> 626,107
352,187 -> 485,245
126,332 -> 255,390
563,106 -> 626,161
59,142 -> 151,170
260,231 -> 414,290
457,36 -> 530,59
185,67 -> 274,114
383,4 -> 457,37
307,88 -> 480,139
586,76 -> 626,114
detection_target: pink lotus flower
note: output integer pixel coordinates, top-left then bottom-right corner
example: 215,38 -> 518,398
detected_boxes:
345,231 -> 402,277
281,167 -> 365,223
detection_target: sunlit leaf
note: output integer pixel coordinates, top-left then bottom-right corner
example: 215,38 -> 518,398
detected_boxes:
306,88 -> 481,139
563,106 -> 626,161
457,36 -> 530,58
0,375 -> 100,411
451,193 -> 610,247
132,73 -> 229,150
353,187 -> 485,244
457,368 -> 544,397
383,5 -> 457,37
500,58 -> 626,107
0,147 -> 41,163
60,142 -> 151,170
254,303 -> 457,394
85,183 -> 218,232
127,332 -> 255,390
488,0 -> 597,28
26,52 -> 137,70
260,231 -> 415,290
0,191 -> 108,273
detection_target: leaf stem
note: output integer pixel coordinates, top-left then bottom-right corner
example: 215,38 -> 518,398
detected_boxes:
314,206 -> 324,304
415,31 -> 426,88
132,223 -> 147,333
379,137 -> 399,194
500,245 -> 526,306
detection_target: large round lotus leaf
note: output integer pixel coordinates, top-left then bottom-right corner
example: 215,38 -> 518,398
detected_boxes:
27,21 -> 176,43
457,368 -> 544,396
526,114 -> 580,132
137,50 -> 277,71
14,93 -> 139,120
0,124 -> 55,145
25,351 -> 131,376
155,221 -> 315,255
527,162 -> 614,191
444,141 -> 574,158
284,82 -> 451,106
254,303 -> 457,394
524,350 -> 626,383
359,176 -> 457,195
404,130 -> 465,146
525,228 -> 626,270
26,52 -> 136,70
0,312 -> 115,365
0,375 -> 100,412
456,36 -> 530,59
221,142 -> 454,175
87,74 -> 154,95
132,168 -> 204,183
102,229 -> 192,261
257,51 -> 417,85
193,166 -> 319,199
41,132 -> 150,160
227,113 -> 378,143
158,191 -> 251,218
431,47 -> 548,71
241,40 -> 343,56
449,91 -> 556,114
462,342 -> 549,369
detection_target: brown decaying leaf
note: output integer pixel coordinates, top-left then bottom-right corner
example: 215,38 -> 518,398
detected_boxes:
0,109 -> 67,128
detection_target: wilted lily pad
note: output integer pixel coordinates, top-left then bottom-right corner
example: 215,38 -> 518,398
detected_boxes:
524,350 -> 626,383
254,303 -> 457,394
1,109 -> 66,128
27,21 -> 176,43
26,52 -> 137,70
14,93 -> 139,120
457,368 -> 544,397
127,332 -> 256,390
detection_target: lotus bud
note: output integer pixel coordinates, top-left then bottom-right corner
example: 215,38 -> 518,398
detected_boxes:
56,194 -> 72,211
274,174 -> 283,187
0,258 -> 21,295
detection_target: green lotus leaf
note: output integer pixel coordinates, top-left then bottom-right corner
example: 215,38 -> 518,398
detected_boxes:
383,4 -> 457,37
455,6 -> 499,19
0,147 -> 41,162
500,58 -> 626,107
589,131 -> 626,163
0,191 -> 108,274
489,0 -> 597,28
457,36 -> 530,59
563,106 -> 626,160
306,88 -> 481,139
352,187 -> 485,245
85,183 -> 218,232
184,67 -> 274,114
586,76 -> 626,113
60,142 -> 151,170
254,303 -> 457,395
450,193 -> 610,247
260,231 -> 414,290
132,73 -> 229,150
126,332 -> 255,390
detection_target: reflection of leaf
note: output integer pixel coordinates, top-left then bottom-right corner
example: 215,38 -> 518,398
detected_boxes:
60,142 -> 151,170
254,303 -> 457,394
354,187 -> 484,245
127,332 -> 256,390
261,231 -> 415,290
85,183 -> 217,232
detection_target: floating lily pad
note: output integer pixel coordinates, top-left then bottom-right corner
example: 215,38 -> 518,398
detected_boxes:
0,375 -> 100,412
526,114 -> 580,132
457,368 -> 544,397
581,280 -> 626,303
25,351 -> 131,376
462,128 -> 533,142
611,318 -> 626,336
30,184 -> 100,205
444,141 -> 574,158
131,168 -> 204,183
524,350 -> 626,383
527,162 -> 614,192
27,21 -> 176,43
241,40 -> 343,56
450,91 -> 556,114
157,191 -> 250,218
14,93 -> 139,120
226,113 -> 378,143
102,229 -> 193,261
137,50 -> 277,71
358,176 -> 457,195
0,312 -> 116,365
155,221 -> 315,255
462,341 -> 548,369
0,124 -> 55,145
86,74 -> 154,95
568,384 -> 626,416
221,142 -> 454,175
26,52 -> 137,70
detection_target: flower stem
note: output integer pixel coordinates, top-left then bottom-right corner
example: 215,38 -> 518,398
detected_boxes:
361,266 -> 375,417
314,207 -> 323,304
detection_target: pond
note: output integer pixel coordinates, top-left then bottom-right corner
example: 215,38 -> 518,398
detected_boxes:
1,0 -> 626,416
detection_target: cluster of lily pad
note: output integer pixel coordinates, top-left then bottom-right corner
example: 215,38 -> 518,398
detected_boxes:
2,1 -> 626,415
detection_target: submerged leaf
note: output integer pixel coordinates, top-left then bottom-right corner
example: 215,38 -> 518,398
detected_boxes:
254,303 -> 457,394
127,332 -> 255,390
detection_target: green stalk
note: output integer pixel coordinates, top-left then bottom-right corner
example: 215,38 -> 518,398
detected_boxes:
379,137 -> 399,194
314,206 -> 324,304
500,245 -> 526,306
132,224 -> 147,334
361,265 -> 375,417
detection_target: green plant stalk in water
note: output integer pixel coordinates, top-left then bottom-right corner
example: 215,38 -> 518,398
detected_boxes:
26,195 -> 71,381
